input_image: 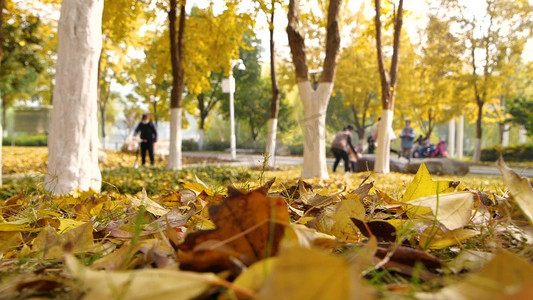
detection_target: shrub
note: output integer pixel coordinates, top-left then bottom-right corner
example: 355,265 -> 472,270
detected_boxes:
203,141 -> 230,151
288,143 -> 304,156
3,134 -> 48,146
480,144 -> 533,162
182,139 -> 198,151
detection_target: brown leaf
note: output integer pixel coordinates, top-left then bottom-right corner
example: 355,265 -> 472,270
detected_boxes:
375,246 -> 441,270
351,218 -> 397,243
280,179 -> 313,199
1,193 -> 25,219
177,185 -> 290,273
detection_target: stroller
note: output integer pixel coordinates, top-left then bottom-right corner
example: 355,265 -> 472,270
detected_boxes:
413,138 -> 448,158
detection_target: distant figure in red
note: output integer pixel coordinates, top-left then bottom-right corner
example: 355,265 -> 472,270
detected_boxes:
331,125 -> 358,173
134,113 -> 158,166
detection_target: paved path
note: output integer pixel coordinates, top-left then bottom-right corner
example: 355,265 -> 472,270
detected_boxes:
183,151 -> 533,177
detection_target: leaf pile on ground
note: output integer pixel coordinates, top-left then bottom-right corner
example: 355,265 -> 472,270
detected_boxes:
1,158 -> 532,299
2,147 -> 232,174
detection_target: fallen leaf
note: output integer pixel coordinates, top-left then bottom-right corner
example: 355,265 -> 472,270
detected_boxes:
329,196 -> 366,240
406,192 -> 474,230
375,245 -> 441,270
351,218 -> 397,243
65,253 -> 228,300
127,189 -> 169,216
32,221 -> 96,259
257,246 -> 375,300
182,180 -> 215,196
422,250 -> 533,299
177,184 -> 290,272
403,163 -> 457,202
447,250 -> 494,274
497,157 -> 533,226
419,227 -> 480,250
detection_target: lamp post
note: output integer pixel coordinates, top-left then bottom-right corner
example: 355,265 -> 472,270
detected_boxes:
223,59 -> 245,160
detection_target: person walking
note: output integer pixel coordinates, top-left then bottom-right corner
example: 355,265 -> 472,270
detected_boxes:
399,120 -> 416,160
331,125 -> 358,173
133,113 -> 158,166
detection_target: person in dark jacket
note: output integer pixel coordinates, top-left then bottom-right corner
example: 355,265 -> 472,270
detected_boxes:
331,125 -> 358,173
133,113 -> 158,166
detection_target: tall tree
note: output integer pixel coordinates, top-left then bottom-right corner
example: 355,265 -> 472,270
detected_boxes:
439,0 -> 533,162
99,0 -> 148,148
233,34 -> 273,143
184,3 -> 247,150
44,0 -> 103,194
373,0 -> 404,174
286,0 -> 341,179
335,31 -> 381,148
168,0 -> 186,170
255,0 -> 283,167
395,16 -> 463,140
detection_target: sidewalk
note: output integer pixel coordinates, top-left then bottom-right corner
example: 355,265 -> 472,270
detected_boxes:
182,151 -> 533,177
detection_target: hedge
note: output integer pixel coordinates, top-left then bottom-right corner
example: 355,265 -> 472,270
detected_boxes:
2,135 -> 48,146
480,144 -> 533,162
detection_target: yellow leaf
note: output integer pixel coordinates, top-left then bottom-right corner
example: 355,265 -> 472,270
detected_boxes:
330,197 -> 366,240
32,222 -> 96,259
419,227 -> 480,250
182,182 -> 212,195
229,257 -> 277,298
0,231 -> 23,256
285,224 -> 336,248
497,157 -> 533,226
58,219 -> 86,234
127,189 -> 169,216
257,246 -> 374,299
65,253 -> 223,300
0,223 -> 32,232
405,191 -> 474,230
403,163 -> 456,202
423,250 -> 533,299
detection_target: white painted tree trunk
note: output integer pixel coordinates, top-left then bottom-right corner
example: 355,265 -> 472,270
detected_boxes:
167,107 -> 182,170
374,109 -> 393,173
198,129 -> 205,151
448,118 -> 456,157
44,0 -> 103,195
457,115 -> 464,159
473,138 -> 481,163
299,81 -> 332,179
502,123 -> 509,147
265,118 -> 278,168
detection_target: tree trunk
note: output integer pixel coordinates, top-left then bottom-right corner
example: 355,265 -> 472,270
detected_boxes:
502,123 -> 509,147
300,82 -> 332,179
472,99 -> 483,163
448,118 -> 455,157
168,107 -> 182,169
457,115 -> 464,159
168,0 -> 186,170
266,6 -> 281,168
350,104 -> 366,151
0,0 -> 2,185
44,0 -> 103,195
373,0 -> 404,174
287,0 -> 341,179
374,109 -> 393,173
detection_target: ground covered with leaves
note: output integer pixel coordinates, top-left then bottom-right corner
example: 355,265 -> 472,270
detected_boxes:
1,147 -> 533,299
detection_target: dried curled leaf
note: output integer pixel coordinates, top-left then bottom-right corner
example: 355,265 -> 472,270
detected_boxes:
497,156 -> 533,226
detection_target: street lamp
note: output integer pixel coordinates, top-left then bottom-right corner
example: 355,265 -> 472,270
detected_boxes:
222,59 -> 245,160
